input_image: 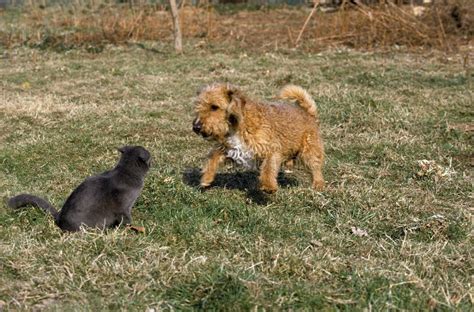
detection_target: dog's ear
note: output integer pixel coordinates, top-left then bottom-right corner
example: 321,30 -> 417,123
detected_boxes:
225,83 -> 240,103
226,96 -> 244,129
224,84 -> 245,128
196,84 -> 207,96
228,113 -> 239,128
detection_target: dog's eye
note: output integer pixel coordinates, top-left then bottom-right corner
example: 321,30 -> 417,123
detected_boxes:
210,104 -> 219,111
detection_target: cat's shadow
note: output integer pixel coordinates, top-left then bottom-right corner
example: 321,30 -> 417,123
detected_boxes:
182,167 -> 299,205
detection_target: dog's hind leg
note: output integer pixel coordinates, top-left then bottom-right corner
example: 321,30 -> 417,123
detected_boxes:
201,147 -> 226,188
283,158 -> 295,173
300,136 -> 325,191
259,153 -> 283,193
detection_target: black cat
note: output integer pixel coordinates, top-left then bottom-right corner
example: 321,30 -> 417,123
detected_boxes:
8,146 -> 151,232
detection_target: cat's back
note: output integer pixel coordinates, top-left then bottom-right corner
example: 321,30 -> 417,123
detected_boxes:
61,169 -> 141,211
56,170 -> 124,229
62,170 -> 115,204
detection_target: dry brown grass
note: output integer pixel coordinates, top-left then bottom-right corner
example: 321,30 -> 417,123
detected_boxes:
0,1 -> 472,52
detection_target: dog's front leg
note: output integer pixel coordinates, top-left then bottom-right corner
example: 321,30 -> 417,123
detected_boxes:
201,147 -> 226,188
259,153 -> 283,193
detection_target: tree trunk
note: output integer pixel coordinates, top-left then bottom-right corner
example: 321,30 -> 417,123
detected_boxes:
169,0 -> 183,53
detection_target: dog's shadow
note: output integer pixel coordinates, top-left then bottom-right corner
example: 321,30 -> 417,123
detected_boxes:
182,168 -> 299,205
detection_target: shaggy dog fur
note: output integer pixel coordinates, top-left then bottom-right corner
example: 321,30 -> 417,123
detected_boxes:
192,83 -> 324,193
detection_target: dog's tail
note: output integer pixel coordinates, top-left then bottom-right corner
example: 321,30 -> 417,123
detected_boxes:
8,194 -> 59,220
279,85 -> 318,118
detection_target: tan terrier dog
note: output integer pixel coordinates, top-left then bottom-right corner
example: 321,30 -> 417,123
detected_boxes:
192,83 -> 324,193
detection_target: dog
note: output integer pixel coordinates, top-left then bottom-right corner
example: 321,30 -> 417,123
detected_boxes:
192,83 -> 324,193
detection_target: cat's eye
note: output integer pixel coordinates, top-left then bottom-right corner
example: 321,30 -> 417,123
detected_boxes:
210,104 -> 219,111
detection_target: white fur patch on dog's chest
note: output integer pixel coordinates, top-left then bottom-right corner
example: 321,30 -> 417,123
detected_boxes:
225,135 -> 256,170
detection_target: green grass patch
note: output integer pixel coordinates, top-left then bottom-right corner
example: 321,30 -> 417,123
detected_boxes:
0,46 -> 472,310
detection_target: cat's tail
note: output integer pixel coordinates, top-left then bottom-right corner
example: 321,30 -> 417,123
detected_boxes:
8,194 -> 59,220
279,85 -> 318,118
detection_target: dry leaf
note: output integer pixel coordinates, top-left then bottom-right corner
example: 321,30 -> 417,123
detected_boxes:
427,298 -> 437,310
448,123 -> 474,133
351,227 -> 368,237
127,225 -> 146,233
310,240 -> 323,247
21,81 -> 31,90
416,160 -> 456,180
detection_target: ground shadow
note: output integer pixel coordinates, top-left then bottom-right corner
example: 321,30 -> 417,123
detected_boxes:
182,167 -> 299,205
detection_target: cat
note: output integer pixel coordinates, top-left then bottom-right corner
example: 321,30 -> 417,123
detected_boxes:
8,145 -> 151,232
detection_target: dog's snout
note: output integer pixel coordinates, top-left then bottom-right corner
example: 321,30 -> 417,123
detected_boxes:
193,118 -> 202,134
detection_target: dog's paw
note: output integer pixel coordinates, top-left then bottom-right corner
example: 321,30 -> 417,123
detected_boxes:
246,189 -> 270,205
199,183 -> 212,192
260,185 -> 277,194
312,181 -> 325,191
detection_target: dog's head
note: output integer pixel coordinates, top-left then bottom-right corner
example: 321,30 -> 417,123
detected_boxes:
192,83 -> 245,142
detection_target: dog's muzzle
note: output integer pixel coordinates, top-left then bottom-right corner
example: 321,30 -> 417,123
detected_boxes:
192,118 -> 202,134
193,118 -> 211,138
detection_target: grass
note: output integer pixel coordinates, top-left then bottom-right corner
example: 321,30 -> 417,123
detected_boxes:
0,43 -> 472,310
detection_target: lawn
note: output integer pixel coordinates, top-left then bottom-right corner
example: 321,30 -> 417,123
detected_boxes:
0,42 -> 472,310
